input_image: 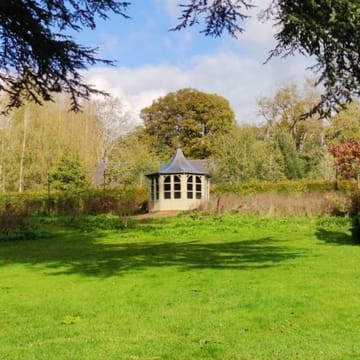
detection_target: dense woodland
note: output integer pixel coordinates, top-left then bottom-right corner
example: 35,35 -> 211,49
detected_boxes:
0,1 -> 359,195
0,82 -> 360,193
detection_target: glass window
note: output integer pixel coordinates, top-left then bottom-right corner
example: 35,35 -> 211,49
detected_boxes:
164,176 -> 171,199
187,176 -> 193,199
196,176 -> 202,199
155,177 -> 159,200
174,175 -> 181,199
150,177 -> 158,200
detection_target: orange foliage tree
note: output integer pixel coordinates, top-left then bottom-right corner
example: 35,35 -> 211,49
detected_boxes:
329,139 -> 360,183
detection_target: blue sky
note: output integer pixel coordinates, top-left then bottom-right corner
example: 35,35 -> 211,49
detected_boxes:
75,0 -> 313,124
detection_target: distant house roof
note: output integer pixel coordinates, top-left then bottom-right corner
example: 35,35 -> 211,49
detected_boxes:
147,148 -> 209,176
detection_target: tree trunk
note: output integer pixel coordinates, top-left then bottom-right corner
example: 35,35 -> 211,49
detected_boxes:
18,108 -> 29,192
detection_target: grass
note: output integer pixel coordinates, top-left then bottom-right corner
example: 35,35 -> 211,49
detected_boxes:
0,214 -> 359,359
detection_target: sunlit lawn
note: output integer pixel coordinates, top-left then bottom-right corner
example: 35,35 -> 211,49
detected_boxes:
0,215 -> 359,359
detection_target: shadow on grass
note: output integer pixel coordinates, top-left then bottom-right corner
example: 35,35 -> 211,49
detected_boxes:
0,228 -> 304,277
315,228 -> 356,246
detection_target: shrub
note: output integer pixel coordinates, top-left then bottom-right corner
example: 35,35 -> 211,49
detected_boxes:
0,186 -> 148,218
213,180 -> 356,195
0,202 -> 38,241
349,191 -> 360,243
65,214 -> 135,232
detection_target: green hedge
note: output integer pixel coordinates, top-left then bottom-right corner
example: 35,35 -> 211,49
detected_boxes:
213,180 -> 358,195
0,186 -> 148,217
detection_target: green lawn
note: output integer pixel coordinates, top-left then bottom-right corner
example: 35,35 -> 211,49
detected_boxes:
0,215 -> 359,359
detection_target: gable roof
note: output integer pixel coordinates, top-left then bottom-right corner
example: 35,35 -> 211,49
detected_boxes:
147,148 -> 209,176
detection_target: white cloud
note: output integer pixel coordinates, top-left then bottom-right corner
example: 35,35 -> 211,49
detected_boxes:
85,0 -> 315,126
86,65 -> 190,125
86,50 -> 313,126
155,0 -> 180,19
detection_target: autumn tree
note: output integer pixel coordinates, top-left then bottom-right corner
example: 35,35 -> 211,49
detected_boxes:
329,139 -> 360,181
140,88 -> 235,159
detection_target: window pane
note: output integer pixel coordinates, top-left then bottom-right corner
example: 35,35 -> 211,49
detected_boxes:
155,180 -> 159,199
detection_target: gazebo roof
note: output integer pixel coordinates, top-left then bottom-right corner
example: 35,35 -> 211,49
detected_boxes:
147,148 -> 208,176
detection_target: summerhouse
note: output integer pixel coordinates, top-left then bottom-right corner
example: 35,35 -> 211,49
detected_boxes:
146,148 -> 210,212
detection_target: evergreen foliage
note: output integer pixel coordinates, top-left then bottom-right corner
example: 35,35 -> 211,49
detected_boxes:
0,1 -> 358,116
175,1 -> 360,116
266,0 -> 360,116
0,0 -> 130,112
275,132 -> 306,180
48,155 -> 88,191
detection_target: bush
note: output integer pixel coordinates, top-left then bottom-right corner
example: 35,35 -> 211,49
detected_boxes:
213,180 -> 356,195
0,186 -> 148,218
349,191 -> 360,243
0,202 -> 38,241
65,214 -> 136,232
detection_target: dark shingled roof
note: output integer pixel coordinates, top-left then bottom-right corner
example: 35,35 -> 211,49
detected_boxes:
147,148 -> 208,176
188,159 -> 209,175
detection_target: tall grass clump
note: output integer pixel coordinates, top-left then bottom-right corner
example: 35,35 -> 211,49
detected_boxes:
0,201 -> 37,241
209,192 -> 351,217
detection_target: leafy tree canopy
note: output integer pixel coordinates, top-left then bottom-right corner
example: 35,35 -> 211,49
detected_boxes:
48,154 -> 88,191
106,130 -> 161,186
0,0 -> 130,112
140,88 -> 235,159
329,139 -> 360,180
0,1 -> 359,117
265,0 -> 360,117
175,1 -> 360,117
325,101 -> 360,144
210,126 -> 286,183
